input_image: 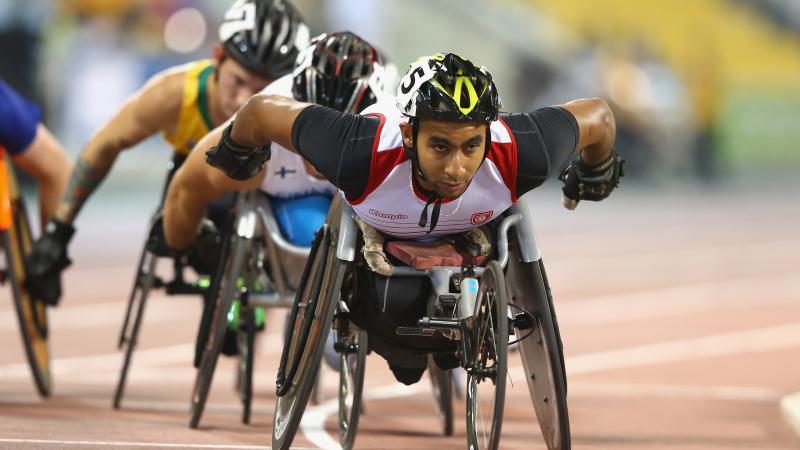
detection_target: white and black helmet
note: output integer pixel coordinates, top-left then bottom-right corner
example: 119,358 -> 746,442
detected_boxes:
219,0 -> 310,79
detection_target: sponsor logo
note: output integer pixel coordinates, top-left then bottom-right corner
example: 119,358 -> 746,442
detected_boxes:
470,210 -> 494,225
369,209 -> 408,220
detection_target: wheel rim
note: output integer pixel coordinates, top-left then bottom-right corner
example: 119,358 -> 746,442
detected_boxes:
466,263 -> 507,450
531,315 -> 562,448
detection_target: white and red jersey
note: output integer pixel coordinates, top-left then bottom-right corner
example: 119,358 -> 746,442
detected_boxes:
257,75 -> 336,199
348,100 -> 519,239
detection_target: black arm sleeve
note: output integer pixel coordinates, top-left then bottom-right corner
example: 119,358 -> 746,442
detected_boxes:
290,104 -> 380,200
501,106 -> 579,197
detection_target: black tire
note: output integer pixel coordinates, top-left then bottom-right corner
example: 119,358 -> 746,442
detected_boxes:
4,197 -> 51,396
272,225 -> 346,450
508,259 -> 570,450
113,243 -> 158,409
465,261 -> 508,450
338,329 -> 367,450
428,356 -> 454,436
238,297 -> 256,425
189,230 -> 246,429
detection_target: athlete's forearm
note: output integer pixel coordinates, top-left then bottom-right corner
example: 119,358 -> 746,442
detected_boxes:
163,180 -> 206,251
559,98 -> 616,166
54,153 -> 114,224
230,94 -> 311,154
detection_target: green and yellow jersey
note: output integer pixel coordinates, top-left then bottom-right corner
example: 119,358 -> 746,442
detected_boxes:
162,59 -> 216,155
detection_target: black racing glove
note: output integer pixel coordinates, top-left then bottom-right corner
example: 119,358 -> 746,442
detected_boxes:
145,212 -> 178,258
559,150 -> 625,210
25,219 -> 75,306
205,122 -> 271,181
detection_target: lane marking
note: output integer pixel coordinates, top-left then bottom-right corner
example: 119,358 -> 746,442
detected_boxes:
300,383 -> 422,450
781,391 -> 800,438
565,321 -> 800,375
0,438 -> 286,449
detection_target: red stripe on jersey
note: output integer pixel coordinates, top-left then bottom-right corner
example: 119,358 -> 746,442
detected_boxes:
487,118 -> 519,201
349,113 -> 408,205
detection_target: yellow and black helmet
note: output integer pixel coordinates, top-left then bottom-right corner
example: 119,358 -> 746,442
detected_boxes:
397,53 -> 501,123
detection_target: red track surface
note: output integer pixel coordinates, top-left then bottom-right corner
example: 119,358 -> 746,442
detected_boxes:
1,184 -> 799,449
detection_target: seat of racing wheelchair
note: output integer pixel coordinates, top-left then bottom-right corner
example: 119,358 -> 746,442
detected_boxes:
385,240 -> 487,270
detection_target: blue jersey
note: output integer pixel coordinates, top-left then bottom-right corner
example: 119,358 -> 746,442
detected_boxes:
0,79 -> 41,155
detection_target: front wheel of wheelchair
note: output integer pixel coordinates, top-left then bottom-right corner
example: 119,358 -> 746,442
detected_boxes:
428,356 -> 454,436
3,198 -> 51,396
189,231 -> 245,429
465,261 -> 508,450
272,225 -> 346,450
338,329 -> 367,450
237,297 -> 256,425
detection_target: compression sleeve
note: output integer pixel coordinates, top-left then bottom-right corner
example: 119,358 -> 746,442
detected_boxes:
0,80 -> 42,155
501,106 -> 579,196
291,104 -> 380,200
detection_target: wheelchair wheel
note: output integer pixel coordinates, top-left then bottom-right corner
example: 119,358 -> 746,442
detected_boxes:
465,261 -> 508,450
428,356 -> 454,436
189,230 -> 246,429
273,225 -> 347,450
3,198 -> 51,396
113,240 -> 158,409
237,296 -> 256,425
514,260 -> 570,450
338,329 -> 367,450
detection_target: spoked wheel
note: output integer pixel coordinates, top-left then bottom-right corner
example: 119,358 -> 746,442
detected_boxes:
4,198 -> 51,396
428,356 -> 454,436
338,328 -> 367,450
465,261 -> 508,450
272,225 -> 347,450
510,259 -> 570,450
237,295 -> 256,425
113,238 -> 158,409
189,230 -> 244,429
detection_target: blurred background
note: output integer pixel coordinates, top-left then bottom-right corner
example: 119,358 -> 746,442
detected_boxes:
3,0 -> 800,193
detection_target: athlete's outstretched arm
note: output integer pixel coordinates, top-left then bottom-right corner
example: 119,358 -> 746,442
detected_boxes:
558,98 -> 616,164
163,121 -> 266,250
228,94 -> 312,153
54,70 -> 184,224
11,124 -> 72,226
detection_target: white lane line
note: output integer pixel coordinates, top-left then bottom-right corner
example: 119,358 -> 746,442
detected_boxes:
300,383 -> 422,450
557,271 -> 800,325
781,391 -> 800,438
0,438 -> 279,449
565,321 -> 800,375
565,381 -> 782,402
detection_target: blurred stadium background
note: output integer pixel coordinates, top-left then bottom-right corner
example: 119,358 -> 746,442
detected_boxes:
3,0 -> 800,194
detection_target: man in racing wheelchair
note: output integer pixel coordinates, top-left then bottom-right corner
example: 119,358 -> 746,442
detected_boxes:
172,52 -> 622,449
161,31 -> 388,427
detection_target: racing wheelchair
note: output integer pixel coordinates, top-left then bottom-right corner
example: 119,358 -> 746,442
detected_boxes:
272,197 -> 570,450
187,187 -> 317,428
0,148 -> 51,396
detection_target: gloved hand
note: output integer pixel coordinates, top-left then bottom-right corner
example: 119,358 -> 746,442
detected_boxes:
25,219 -> 75,306
559,150 -> 625,210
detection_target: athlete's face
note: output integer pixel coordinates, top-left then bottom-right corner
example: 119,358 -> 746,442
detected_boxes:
401,119 -> 486,199
215,55 -> 273,118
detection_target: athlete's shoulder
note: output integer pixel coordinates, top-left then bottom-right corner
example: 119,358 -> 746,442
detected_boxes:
358,98 -> 405,152
258,74 -> 294,98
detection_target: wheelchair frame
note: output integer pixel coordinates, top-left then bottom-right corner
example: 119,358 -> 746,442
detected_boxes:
272,198 -> 571,450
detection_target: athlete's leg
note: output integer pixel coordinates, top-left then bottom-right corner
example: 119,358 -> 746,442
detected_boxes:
163,124 -> 265,250
11,124 -> 71,226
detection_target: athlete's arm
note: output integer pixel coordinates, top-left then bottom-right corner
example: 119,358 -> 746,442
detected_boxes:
11,124 -> 72,225
164,120 -> 266,250
558,98 -> 616,166
54,69 -> 184,224
224,95 -> 376,199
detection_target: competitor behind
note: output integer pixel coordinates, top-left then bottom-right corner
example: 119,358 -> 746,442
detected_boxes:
163,31 -> 386,252
181,53 -> 624,384
0,79 -> 72,227
25,0 -> 309,305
